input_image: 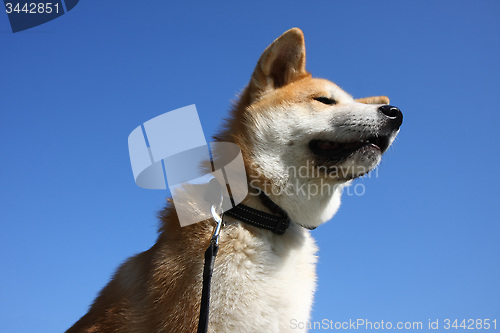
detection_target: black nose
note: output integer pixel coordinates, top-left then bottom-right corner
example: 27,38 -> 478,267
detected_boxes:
378,105 -> 403,129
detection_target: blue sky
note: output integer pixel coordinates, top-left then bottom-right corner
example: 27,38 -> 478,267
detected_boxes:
1,1 -> 499,332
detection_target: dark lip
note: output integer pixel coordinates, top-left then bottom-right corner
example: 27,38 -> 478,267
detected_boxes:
309,136 -> 390,163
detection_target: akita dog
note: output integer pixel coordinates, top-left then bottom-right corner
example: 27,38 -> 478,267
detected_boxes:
67,28 -> 402,333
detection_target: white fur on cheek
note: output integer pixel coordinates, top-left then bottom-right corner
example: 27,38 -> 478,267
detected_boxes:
245,105 -> 350,227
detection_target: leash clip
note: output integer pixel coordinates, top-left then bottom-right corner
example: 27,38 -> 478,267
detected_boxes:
210,205 -> 224,246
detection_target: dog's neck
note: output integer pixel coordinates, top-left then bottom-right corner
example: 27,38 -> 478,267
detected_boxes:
240,189 -> 277,215
227,188 -> 311,249
238,183 -> 346,230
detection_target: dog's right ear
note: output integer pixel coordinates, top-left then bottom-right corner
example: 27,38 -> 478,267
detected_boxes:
247,28 -> 310,102
355,96 -> 390,105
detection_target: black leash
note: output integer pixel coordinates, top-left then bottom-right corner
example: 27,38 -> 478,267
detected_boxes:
197,206 -> 223,333
197,240 -> 219,333
196,193 -> 291,332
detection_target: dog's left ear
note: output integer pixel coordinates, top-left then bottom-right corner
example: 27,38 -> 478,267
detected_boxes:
355,96 -> 390,104
247,28 -> 310,102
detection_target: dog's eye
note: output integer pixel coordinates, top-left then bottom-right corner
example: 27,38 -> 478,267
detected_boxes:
313,97 -> 337,105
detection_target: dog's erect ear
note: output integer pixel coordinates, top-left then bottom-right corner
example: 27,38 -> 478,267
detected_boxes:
247,28 -> 309,101
355,96 -> 390,105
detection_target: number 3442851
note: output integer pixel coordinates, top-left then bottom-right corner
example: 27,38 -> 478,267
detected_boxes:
5,3 -> 60,14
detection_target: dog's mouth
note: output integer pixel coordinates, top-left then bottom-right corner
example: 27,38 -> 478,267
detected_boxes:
309,136 -> 390,163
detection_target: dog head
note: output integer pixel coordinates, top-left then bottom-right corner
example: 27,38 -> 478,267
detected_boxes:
221,28 -> 402,228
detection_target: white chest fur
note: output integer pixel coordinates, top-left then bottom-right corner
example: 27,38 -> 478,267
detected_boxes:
208,221 -> 318,332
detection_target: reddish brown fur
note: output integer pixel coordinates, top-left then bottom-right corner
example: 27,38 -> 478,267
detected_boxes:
67,205 -> 214,332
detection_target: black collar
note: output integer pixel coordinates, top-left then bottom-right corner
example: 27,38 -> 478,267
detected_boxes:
225,192 -> 291,235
